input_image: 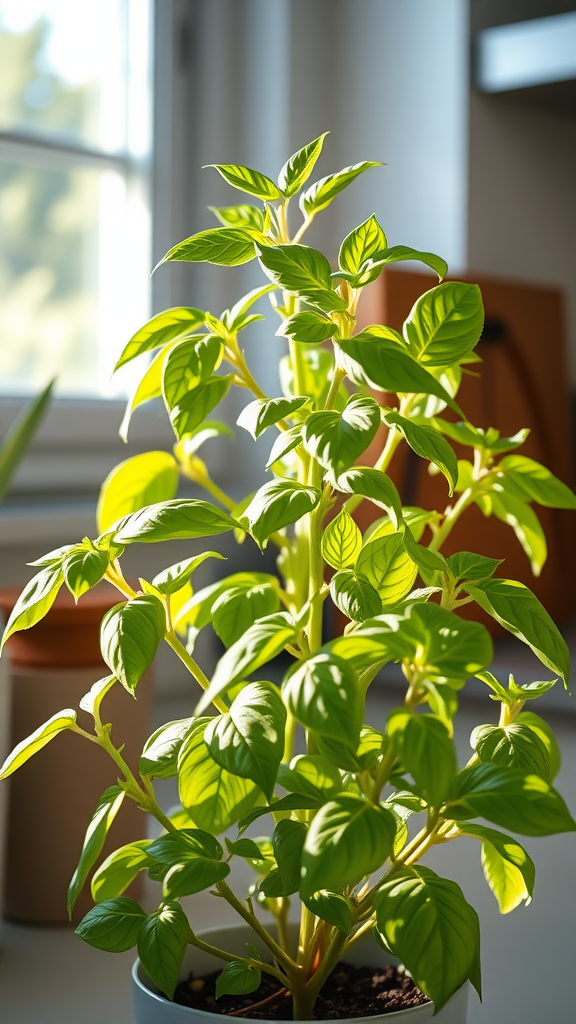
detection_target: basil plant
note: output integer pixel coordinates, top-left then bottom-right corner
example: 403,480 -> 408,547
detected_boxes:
2,135 -> 575,1020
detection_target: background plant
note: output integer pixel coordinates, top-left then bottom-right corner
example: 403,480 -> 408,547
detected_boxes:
1,135 -> 575,1020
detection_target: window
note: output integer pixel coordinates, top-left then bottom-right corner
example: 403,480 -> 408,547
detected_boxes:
0,0 -> 153,398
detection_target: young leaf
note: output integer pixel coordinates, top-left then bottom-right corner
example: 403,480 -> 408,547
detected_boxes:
262,819 -> 307,896
471,723 -> 551,780
303,891 -> 353,932
266,424 -> 303,469
300,161 -> 382,216
276,310 -> 335,344
236,396 -> 308,439
516,711 -> 561,780
162,335 -> 222,407
239,480 -> 320,547
330,569 -> 382,622
383,411 -> 458,495
196,613 -> 297,715
303,395 -> 381,479
458,823 -> 535,914
277,753 -> 342,800
317,726 -> 384,773
212,583 -> 280,648
114,307 -> 205,371
356,533 -> 417,608
97,452 -> 179,534
67,786 -> 125,916
282,652 -> 362,748
339,214 -> 387,275
100,595 -> 165,692
337,336 -> 462,415
79,675 -> 116,718
215,961 -> 261,999
207,163 -> 281,201
225,837 -> 266,860
374,866 -> 480,1012
278,133 -> 328,197
447,551 -> 502,583
499,454 -> 576,509
335,468 -> 403,528
169,374 -> 232,440
403,282 -> 484,367
301,793 -> 396,898
158,228 -> 257,269
91,840 -> 153,903
1,565 -> 64,649
205,682 -> 286,800
139,719 -> 193,779
114,499 -> 239,544
148,830 -> 230,899
321,508 -> 362,570
137,901 -> 190,999
448,763 -> 576,835
152,552 -> 225,595
178,720 -> 259,834
464,578 -> 570,687
257,243 -> 347,313
209,204 -> 265,231
63,545 -> 109,600
351,246 -> 447,286
76,897 -> 147,952
387,711 -> 457,807
0,708 -> 77,780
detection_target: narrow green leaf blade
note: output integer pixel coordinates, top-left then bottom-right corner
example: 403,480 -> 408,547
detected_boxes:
67,786 -> 125,916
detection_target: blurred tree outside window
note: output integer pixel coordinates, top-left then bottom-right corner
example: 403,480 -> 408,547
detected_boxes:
0,0 -> 152,398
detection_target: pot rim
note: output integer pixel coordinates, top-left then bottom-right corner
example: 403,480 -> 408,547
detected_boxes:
132,923 -> 435,1024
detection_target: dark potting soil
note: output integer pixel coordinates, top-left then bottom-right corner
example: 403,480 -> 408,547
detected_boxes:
174,961 -> 429,1019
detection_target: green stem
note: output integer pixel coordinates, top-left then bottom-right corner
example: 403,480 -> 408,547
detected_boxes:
428,487 -> 475,552
188,928 -> 287,985
216,881 -> 299,981
164,631 -> 228,715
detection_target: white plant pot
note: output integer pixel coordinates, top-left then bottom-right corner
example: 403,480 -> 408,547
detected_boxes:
133,922 -> 469,1024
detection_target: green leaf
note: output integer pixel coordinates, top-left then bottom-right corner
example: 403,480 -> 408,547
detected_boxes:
471,723 -> 551,780
349,246 -> 447,286
303,891 -> 353,932
169,374 -> 232,441
383,411 -> 458,495
139,719 -> 193,779
196,612 -> 296,715
237,793 -> 322,835
158,228 -> 257,269
152,552 -> 225,596
147,830 -> 229,898
91,841 -> 153,903
0,378 -> 53,502
115,498 -> 239,544
491,484 -> 547,576
330,569 -> 382,622
317,726 -> 384,773
121,342 -> 175,437
300,161 -> 382,216
207,163 -> 281,201
264,819 -> 307,896
63,544 -> 109,601
464,578 -> 570,687
257,244 -> 347,313
283,652 -> 362,748
215,961 -> 261,999
67,786 -> 125,916
278,133 -> 328,197
435,419 -> 529,455
212,583 -> 280,648
114,307 -> 205,370
500,455 -> 576,509
76,897 -> 147,952
356,533 -> 417,608
364,506 -> 435,545
266,425 -> 303,470
209,204 -> 265,231
303,395 -> 381,479
176,420 -> 234,458
403,282 -> 484,367
225,837 -> 266,860
321,509 -> 362,570
447,551 -> 502,583
162,335 -> 222,407
239,480 -> 320,547
79,674 -> 116,718
374,866 -> 480,1012
335,468 -> 403,528
276,310 -> 335,344
97,451 -> 179,534
100,595 -> 165,692
137,901 -> 190,998
205,682 -> 286,800
448,763 -> 576,835
338,335 -> 462,415
0,708 -> 77,780
387,711 -> 456,806
458,823 -> 535,914
174,571 -> 278,636
178,719 -> 259,834
237,396 -> 308,439
402,527 -> 448,580
277,754 -> 342,800
516,711 -> 561,780
1,565 -> 64,649
339,215 -> 387,275
301,793 -> 396,898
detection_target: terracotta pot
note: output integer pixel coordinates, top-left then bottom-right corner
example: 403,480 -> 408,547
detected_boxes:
132,923 -> 469,1023
0,583 -> 153,925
